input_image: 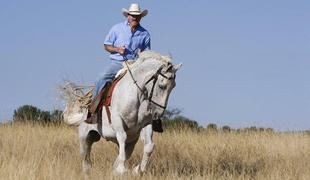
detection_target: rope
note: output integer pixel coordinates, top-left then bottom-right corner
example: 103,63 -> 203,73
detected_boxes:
66,85 -> 94,108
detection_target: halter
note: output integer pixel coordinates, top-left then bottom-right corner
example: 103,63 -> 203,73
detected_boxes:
124,59 -> 174,111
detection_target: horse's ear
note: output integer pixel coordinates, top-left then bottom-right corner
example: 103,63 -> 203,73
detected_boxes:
162,63 -> 173,73
173,63 -> 182,72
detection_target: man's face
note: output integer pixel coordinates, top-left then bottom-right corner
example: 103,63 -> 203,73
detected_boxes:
127,14 -> 142,28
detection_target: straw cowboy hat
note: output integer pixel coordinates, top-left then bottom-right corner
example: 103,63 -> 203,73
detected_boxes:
122,3 -> 148,17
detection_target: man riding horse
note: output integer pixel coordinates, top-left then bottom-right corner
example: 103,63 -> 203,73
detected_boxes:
86,3 -> 163,132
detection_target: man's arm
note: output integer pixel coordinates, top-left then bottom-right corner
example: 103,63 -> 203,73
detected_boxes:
104,44 -> 125,55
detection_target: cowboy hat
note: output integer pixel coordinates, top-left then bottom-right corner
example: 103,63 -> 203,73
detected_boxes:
122,3 -> 148,17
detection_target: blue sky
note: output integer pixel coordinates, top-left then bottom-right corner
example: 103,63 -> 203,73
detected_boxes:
1,1 -> 309,131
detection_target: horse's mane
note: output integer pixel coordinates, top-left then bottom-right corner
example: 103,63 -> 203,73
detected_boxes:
130,51 -> 172,70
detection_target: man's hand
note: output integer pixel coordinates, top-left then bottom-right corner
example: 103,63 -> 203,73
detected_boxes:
118,46 -> 126,55
104,44 -> 126,55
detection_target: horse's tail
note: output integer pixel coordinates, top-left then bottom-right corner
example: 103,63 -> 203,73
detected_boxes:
59,82 -> 93,125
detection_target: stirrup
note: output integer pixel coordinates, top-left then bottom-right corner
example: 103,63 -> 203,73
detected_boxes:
85,112 -> 97,124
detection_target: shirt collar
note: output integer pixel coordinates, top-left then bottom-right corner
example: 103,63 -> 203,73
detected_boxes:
124,20 -> 141,32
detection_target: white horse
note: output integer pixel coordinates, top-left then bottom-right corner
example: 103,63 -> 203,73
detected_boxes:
63,51 -> 181,175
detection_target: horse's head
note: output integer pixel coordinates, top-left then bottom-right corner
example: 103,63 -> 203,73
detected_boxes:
145,62 -> 182,119
130,51 -> 182,119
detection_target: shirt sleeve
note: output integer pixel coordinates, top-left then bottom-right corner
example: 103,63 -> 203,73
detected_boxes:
104,26 -> 117,45
144,33 -> 151,50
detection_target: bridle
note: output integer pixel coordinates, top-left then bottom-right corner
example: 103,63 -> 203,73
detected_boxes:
124,60 -> 175,111
144,65 -> 175,110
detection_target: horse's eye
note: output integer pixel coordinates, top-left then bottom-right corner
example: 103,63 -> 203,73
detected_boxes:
159,84 -> 166,90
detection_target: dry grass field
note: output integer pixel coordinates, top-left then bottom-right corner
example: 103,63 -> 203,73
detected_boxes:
0,122 -> 309,180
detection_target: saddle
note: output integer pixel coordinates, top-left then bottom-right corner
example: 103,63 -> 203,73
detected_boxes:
87,70 -> 127,124
102,70 -> 127,108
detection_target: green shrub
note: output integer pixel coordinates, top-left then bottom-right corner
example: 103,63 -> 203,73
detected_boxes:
13,105 -> 63,124
13,105 -> 50,122
207,123 -> 218,132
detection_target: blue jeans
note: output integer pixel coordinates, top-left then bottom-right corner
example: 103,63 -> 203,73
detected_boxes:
93,60 -> 123,99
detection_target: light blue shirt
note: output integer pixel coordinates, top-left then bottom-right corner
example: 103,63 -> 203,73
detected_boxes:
104,21 -> 151,61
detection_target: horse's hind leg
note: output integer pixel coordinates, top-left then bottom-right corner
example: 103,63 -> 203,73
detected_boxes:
79,122 -> 101,176
134,124 -> 154,174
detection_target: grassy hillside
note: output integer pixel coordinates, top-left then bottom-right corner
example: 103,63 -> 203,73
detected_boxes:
0,123 -> 309,180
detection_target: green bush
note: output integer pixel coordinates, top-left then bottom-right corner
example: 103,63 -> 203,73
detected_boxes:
207,123 -> 218,132
161,108 -> 201,131
13,105 -> 63,124
222,125 -> 231,132
50,109 -> 63,122
13,105 -> 50,122
163,115 -> 201,130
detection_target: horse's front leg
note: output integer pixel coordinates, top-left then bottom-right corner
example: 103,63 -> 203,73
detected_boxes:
113,130 -> 127,174
134,124 -> 154,174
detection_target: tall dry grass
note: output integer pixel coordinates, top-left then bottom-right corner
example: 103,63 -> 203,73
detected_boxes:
0,122 -> 309,180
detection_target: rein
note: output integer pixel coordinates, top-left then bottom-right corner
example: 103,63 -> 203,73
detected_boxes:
124,60 -> 144,92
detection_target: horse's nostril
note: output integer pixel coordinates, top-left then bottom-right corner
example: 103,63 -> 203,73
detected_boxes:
154,113 -> 158,119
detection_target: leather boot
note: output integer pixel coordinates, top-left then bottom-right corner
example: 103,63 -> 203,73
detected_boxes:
85,112 -> 97,124
85,93 -> 103,124
152,119 -> 163,133
86,83 -> 110,124
89,82 -> 111,114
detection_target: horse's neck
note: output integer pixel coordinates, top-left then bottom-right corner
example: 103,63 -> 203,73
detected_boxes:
118,59 -> 163,102
131,60 -> 162,82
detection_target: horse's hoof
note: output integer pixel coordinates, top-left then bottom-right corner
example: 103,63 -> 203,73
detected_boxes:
114,165 -> 127,175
